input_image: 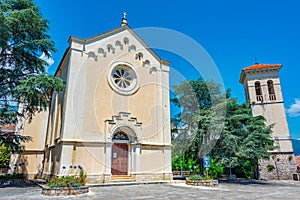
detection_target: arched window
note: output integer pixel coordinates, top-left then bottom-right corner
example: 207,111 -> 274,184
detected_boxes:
112,131 -> 129,141
267,80 -> 276,100
143,60 -> 150,67
129,45 -> 136,52
255,81 -> 263,101
107,44 -> 114,53
98,48 -> 105,57
123,37 -> 129,45
87,51 -> 97,61
136,52 -> 143,61
115,41 -> 122,49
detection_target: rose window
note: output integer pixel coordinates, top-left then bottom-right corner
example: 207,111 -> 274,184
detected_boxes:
108,63 -> 139,95
113,69 -> 132,88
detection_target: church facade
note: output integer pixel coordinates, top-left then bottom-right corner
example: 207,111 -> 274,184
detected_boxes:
16,16 -> 172,183
240,63 -> 296,180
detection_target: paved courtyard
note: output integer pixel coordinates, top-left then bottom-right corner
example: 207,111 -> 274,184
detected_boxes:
1,180 -> 300,200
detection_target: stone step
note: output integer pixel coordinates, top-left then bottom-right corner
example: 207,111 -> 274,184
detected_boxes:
111,175 -> 135,182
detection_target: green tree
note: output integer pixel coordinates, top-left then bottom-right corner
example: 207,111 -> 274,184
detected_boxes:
212,97 -> 274,176
171,78 -> 274,178
171,78 -> 226,171
0,0 -> 64,152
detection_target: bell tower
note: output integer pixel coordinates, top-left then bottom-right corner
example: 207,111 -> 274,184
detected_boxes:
240,63 -> 296,180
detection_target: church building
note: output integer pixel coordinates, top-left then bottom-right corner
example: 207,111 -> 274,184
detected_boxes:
240,63 -> 296,180
16,14 -> 173,183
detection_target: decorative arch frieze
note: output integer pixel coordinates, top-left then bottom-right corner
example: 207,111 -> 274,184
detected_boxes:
105,112 -> 142,143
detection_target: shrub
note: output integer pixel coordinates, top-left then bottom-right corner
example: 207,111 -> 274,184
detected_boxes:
0,145 -> 10,168
208,159 -> 224,179
189,174 -> 213,180
189,174 -> 203,180
267,164 -> 275,172
0,173 -> 25,180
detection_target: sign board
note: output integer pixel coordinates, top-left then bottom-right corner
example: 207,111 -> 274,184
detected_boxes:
113,152 -> 117,158
203,156 -> 210,168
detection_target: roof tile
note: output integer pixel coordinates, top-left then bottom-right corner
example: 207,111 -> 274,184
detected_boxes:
243,63 -> 282,71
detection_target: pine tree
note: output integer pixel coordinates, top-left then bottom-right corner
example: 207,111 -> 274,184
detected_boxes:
0,0 -> 64,153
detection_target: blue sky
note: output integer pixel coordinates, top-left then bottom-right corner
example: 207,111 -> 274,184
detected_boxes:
35,0 -> 300,139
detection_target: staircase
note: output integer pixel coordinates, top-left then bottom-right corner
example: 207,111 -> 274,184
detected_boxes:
111,175 -> 135,182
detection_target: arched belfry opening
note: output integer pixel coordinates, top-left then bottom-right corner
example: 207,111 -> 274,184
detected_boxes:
267,80 -> 276,100
255,81 -> 263,102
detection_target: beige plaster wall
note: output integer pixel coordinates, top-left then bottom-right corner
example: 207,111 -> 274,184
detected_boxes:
139,146 -> 165,172
17,153 -> 44,179
71,144 -> 105,175
22,110 -> 49,150
60,29 -> 170,145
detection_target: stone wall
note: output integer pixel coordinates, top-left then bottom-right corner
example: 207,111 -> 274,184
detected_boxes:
42,186 -> 89,196
186,179 -> 218,187
134,173 -> 173,182
0,179 -> 25,185
259,153 -> 297,180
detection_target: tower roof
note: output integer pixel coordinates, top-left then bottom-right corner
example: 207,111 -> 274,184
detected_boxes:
239,63 -> 282,83
242,63 -> 282,71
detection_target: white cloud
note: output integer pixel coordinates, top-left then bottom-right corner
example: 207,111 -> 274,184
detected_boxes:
287,99 -> 300,117
39,52 -> 54,67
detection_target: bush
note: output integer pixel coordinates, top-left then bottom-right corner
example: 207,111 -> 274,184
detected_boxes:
47,170 -> 87,188
267,164 -> 275,172
189,174 -> 213,181
0,145 -> 10,168
208,159 -> 224,179
0,173 -> 25,180
234,160 -> 253,179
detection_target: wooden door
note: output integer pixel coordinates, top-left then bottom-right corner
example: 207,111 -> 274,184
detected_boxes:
111,143 -> 128,175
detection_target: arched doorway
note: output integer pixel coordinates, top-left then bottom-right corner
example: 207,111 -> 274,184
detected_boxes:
111,131 -> 129,175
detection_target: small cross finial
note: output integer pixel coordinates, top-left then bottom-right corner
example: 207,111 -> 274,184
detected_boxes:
254,57 -> 259,64
123,12 -> 127,19
121,12 -> 128,26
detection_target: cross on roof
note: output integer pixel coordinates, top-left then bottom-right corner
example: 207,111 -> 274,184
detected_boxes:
123,12 -> 127,19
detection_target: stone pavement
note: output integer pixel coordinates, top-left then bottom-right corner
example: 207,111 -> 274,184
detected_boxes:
1,180 -> 300,199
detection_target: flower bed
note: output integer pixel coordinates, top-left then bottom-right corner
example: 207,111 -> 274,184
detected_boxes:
42,165 -> 89,196
186,174 -> 218,187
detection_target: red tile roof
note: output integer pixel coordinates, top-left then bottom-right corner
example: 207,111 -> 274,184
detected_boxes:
0,124 -> 15,131
243,63 -> 282,71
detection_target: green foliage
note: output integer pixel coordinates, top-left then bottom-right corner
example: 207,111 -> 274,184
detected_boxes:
189,174 -> 213,180
47,170 -> 87,188
171,78 -> 274,179
0,133 -> 32,153
189,174 -> 202,180
172,153 -> 198,171
0,172 -> 25,179
0,144 -> 10,168
79,168 -> 87,185
0,0 -> 65,151
211,98 -> 274,173
208,159 -> 224,179
267,164 -> 275,172
234,160 -> 253,179
15,73 -> 65,121
171,78 -> 226,171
